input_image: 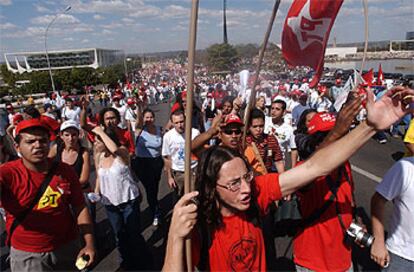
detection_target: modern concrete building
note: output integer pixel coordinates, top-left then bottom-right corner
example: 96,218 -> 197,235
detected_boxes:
4,48 -> 124,74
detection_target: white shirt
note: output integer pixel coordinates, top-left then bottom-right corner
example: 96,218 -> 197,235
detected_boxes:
112,104 -> 127,129
98,157 -> 140,206
61,106 -> 81,123
376,157 -> 414,261
125,107 -> 138,132
264,118 -> 296,157
162,128 -> 200,171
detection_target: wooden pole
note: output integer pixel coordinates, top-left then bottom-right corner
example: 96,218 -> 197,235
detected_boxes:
360,0 -> 369,72
184,0 -> 199,271
242,0 -> 281,148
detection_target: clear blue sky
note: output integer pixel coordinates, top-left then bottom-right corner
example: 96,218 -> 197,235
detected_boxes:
0,0 -> 413,59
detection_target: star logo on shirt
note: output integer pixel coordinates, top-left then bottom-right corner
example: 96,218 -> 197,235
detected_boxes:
287,0 -> 331,51
37,186 -> 62,210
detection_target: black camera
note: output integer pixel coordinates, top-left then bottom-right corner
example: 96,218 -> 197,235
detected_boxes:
346,222 -> 374,247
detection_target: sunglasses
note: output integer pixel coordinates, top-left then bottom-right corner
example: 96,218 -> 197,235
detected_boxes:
223,128 -> 242,135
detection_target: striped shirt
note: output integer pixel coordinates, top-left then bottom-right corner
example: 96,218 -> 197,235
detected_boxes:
245,134 -> 283,173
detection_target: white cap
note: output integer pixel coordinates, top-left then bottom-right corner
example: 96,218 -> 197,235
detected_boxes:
60,120 -> 80,132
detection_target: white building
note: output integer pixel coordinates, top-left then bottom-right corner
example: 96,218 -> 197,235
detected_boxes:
4,48 -> 124,74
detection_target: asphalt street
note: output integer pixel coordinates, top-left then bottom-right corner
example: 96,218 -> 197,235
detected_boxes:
0,101 -> 406,271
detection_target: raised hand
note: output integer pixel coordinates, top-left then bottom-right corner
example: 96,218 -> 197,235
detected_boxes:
366,86 -> 414,131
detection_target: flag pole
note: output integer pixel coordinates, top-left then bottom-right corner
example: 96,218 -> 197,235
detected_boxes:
242,0 -> 281,148
360,0 -> 369,72
184,0 -> 199,271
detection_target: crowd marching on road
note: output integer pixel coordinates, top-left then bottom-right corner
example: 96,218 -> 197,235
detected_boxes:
0,59 -> 413,272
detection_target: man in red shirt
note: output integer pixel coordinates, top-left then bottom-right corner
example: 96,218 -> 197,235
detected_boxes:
0,119 -> 95,271
293,112 -> 355,272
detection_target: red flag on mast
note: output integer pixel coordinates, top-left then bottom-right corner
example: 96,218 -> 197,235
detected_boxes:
282,0 -> 344,88
362,68 -> 374,86
376,64 -> 384,85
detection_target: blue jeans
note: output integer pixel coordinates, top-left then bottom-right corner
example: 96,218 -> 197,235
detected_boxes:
104,199 -> 153,270
383,251 -> 414,272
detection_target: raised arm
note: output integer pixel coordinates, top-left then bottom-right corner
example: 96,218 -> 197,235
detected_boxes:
279,87 -> 414,196
92,126 -> 130,165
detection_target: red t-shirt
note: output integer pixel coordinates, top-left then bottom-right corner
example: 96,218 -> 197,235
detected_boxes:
0,159 -> 85,252
293,162 -> 354,272
193,173 -> 282,271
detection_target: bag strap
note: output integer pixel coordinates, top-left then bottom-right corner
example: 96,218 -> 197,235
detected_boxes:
300,166 -> 345,228
7,161 -> 59,246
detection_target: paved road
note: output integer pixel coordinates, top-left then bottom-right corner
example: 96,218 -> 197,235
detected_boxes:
0,101 -> 406,271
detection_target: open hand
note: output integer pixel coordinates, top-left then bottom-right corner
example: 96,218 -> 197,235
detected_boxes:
366,86 -> 414,131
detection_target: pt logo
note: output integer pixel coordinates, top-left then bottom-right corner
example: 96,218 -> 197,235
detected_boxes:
287,0 -> 331,50
37,186 -> 61,209
229,237 -> 257,271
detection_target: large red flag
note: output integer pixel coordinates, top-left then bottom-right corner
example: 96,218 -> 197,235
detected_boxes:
376,64 -> 384,85
282,0 -> 344,88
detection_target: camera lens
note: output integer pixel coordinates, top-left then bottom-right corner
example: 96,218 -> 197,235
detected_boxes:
359,232 -> 374,247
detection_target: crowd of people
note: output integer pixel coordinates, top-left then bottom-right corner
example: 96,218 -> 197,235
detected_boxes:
0,59 -> 413,271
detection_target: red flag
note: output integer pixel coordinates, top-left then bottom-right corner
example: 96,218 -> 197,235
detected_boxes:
362,69 -> 374,86
376,64 -> 384,85
282,0 -> 344,88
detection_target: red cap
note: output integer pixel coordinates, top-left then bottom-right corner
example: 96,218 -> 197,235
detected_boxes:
224,114 -> 244,127
6,104 -> 13,110
336,78 -> 342,84
302,78 -> 308,83
207,93 -> 213,98
181,91 -> 187,98
112,94 -> 122,100
127,97 -> 136,105
40,115 -> 60,131
171,102 -> 181,114
15,119 -> 50,136
13,114 -> 23,125
279,85 -> 286,91
318,85 -> 327,94
307,113 -> 336,135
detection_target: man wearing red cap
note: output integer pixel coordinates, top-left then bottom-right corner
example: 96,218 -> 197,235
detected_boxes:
330,78 -> 343,102
112,95 -> 127,129
293,111 -> 358,272
0,119 -> 95,271
125,97 -> 139,134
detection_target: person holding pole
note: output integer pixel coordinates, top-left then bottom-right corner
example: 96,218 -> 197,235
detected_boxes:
162,87 -> 414,271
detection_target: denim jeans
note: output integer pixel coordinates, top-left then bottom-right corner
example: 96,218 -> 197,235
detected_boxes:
383,251 -> 414,272
104,198 -> 153,270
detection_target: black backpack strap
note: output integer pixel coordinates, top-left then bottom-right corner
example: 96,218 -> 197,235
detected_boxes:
7,162 -> 59,246
300,166 -> 345,228
325,166 -> 348,232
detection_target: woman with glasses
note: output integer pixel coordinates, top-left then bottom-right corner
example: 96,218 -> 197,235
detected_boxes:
162,87 -> 414,271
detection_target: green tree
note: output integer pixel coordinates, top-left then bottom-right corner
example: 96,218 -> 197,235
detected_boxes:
0,64 -> 17,87
206,43 -> 239,72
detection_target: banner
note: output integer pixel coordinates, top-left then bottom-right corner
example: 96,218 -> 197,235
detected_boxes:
282,0 -> 344,88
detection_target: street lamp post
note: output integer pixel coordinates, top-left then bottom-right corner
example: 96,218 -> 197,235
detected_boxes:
44,5 -> 71,93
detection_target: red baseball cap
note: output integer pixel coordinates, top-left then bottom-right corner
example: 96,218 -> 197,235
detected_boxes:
15,119 -> 50,136
207,93 -> 213,98
127,97 -> 136,105
224,114 -> 244,127
171,102 -> 181,114
13,114 -> 23,125
307,113 -> 336,135
112,94 -> 122,100
181,91 -> 187,98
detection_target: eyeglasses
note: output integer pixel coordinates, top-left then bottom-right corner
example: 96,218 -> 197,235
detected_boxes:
216,171 -> 254,192
223,128 -> 242,135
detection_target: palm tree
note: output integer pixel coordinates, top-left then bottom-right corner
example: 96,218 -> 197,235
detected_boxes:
223,0 -> 228,44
